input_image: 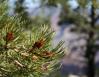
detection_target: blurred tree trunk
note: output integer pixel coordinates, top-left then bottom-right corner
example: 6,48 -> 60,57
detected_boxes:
85,2 -> 95,77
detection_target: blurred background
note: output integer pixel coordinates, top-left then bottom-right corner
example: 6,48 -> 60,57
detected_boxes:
8,0 -> 99,77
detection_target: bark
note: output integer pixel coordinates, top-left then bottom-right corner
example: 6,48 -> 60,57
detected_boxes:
85,4 -> 95,77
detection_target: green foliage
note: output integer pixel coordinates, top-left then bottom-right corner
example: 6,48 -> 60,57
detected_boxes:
77,0 -> 90,8
0,1 -> 8,29
0,24 -> 64,77
0,1 -> 64,77
14,0 -> 33,29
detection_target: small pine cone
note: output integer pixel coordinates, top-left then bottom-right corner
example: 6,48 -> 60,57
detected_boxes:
6,32 -> 14,42
43,51 -> 54,58
32,55 -> 38,61
33,39 -> 45,49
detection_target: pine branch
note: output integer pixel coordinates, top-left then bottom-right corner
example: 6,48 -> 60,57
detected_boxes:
0,2 -> 64,77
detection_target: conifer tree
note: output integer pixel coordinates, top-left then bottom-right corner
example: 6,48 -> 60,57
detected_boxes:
0,1 -> 64,77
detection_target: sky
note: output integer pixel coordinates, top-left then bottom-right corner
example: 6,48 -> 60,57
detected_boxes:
68,0 -> 78,9
23,0 -> 79,10
8,0 -> 79,16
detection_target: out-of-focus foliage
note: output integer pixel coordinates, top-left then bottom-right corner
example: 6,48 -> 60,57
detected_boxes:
43,0 -> 99,77
77,0 -> 90,8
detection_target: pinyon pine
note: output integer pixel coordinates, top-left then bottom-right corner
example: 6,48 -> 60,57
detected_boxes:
0,1 -> 64,77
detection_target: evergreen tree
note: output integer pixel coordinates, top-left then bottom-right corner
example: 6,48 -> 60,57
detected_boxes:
0,1 -> 64,77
